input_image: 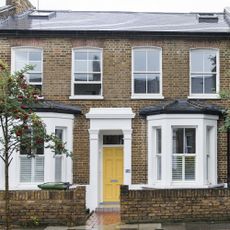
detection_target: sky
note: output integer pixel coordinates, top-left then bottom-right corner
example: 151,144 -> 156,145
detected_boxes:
1,0 -> 230,12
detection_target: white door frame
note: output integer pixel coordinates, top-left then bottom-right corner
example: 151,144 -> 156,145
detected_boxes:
86,108 -> 135,211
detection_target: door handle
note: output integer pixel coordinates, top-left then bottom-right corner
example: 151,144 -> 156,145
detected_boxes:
110,179 -> 118,183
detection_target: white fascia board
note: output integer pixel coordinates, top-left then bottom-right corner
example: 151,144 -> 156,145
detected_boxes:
36,112 -> 74,120
86,108 -> 135,119
147,114 -> 219,121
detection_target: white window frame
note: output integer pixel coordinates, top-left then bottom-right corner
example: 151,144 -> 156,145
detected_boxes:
152,127 -> 162,182
131,46 -> 164,99
11,46 -> 43,91
54,126 -> 67,182
171,126 -> 196,182
19,127 -> 45,183
70,47 -> 103,100
148,114 -> 218,188
189,48 -> 220,99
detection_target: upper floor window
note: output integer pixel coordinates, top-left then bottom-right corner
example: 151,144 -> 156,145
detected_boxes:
132,47 -> 162,99
190,49 -> 219,98
12,47 -> 43,92
72,48 -> 102,98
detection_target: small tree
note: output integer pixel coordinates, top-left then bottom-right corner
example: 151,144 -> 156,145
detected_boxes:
0,60 -> 68,229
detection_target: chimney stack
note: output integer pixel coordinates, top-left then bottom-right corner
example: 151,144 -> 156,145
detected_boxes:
6,0 -> 34,15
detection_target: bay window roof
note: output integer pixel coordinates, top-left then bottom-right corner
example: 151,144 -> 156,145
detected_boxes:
32,100 -> 81,115
140,99 -> 223,116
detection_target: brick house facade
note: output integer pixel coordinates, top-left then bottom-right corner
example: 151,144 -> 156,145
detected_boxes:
0,0 -> 230,223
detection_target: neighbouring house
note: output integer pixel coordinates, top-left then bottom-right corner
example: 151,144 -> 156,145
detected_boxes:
0,0 -> 230,225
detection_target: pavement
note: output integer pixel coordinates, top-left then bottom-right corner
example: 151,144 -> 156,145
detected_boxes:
43,211 -> 230,230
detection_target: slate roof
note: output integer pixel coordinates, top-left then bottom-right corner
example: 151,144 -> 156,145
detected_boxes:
32,100 -> 81,115
0,10 -> 229,33
139,100 -> 224,116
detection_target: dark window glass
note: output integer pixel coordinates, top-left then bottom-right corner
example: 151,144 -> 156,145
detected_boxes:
147,74 -> 160,93
29,73 -> 42,83
185,128 -> 196,154
103,135 -> 124,145
134,74 -> 146,93
191,50 -> 217,94
173,128 -> 184,154
74,83 -> 101,95
204,75 -> 216,93
191,76 -> 203,94
20,129 -> 44,155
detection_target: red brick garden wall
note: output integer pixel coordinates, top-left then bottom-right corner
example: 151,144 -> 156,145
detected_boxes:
121,185 -> 230,223
0,187 -> 86,227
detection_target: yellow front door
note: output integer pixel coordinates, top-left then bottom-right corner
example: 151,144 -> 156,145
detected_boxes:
103,147 -> 124,202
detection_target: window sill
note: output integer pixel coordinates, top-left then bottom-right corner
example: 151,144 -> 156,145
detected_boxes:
188,94 -> 220,99
69,95 -> 104,100
131,95 -> 164,100
145,183 -> 213,189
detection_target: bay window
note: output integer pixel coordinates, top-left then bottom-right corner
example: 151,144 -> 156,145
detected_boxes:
5,113 -> 74,190
148,114 -> 218,188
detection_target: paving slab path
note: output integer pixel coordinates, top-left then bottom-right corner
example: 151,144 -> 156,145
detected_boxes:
44,212 -> 230,230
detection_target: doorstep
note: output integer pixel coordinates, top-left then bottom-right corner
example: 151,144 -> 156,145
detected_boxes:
96,202 -> 120,213
117,223 -> 162,230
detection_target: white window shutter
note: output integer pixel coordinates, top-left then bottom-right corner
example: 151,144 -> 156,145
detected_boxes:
20,157 -> 32,183
55,156 -> 62,182
172,156 -> 183,181
185,156 -> 195,180
34,156 -> 44,182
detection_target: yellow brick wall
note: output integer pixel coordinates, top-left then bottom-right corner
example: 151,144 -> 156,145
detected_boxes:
1,35 -> 230,184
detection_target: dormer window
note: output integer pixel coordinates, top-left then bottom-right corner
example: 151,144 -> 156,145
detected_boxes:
198,13 -> 218,23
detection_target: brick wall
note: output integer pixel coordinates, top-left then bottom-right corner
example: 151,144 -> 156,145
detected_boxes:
0,35 -> 229,185
121,185 -> 230,223
0,187 -> 86,227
